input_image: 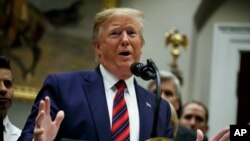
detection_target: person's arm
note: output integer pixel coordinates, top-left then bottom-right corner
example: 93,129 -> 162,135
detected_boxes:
33,96 -> 64,141
196,128 -> 230,141
18,74 -> 65,141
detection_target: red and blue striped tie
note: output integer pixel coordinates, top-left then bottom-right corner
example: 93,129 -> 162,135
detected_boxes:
111,80 -> 130,141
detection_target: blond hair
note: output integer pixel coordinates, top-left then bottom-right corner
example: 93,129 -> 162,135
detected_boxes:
92,7 -> 145,44
169,103 -> 179,136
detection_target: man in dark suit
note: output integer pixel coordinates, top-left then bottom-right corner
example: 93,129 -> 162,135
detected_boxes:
18,8 -> 173,141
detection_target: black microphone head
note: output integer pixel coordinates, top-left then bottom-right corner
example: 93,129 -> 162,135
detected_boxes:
130,62 -> 155,80
130,62 -> 144,77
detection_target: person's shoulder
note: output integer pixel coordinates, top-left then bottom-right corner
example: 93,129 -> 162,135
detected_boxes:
48,70 -> 96,79
52,70 -> 93,76
43,69 -> 99,84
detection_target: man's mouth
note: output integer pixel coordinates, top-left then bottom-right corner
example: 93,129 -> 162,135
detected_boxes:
119,51 -> 131,56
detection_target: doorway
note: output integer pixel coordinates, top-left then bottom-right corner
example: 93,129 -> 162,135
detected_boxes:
237,51 -> 250,124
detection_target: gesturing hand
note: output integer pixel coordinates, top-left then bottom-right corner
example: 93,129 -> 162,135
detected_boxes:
196,127 -> 230,141
34,96 -> 65,141
209,127 -> 230,141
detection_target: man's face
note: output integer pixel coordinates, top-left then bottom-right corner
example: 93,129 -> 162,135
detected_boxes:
179,103 -> 208,133
150,79 -> 180,111
94,14 -> 143,80
0,68 -> 13,117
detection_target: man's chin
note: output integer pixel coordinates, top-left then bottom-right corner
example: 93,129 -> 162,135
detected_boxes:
0,99 -> 12,109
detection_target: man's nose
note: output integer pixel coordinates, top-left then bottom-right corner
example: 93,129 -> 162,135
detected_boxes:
121,32 -> 129,46
0,81 -> 7,92
190,117 -> 196,125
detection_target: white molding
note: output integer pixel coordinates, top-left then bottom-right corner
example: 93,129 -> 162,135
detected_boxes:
208,23 -> 250,137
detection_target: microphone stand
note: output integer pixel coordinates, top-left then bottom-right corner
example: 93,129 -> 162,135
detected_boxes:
146,59 -> 161,137
146,59 -> 172,141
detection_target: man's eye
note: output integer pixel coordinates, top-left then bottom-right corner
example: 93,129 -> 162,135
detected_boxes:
4,80 -> 12,88
163,90 -> 174,97
128,31 -> 137,37
184,115 -> 192,120
195,116 -> 204,122
109,31 -> 120,37
184,114 -> 204,122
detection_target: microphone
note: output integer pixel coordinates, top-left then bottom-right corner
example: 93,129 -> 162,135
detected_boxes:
130,62 -> 156,80
131,59 -> 163,139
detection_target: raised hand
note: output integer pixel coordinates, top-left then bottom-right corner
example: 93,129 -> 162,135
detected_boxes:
196,129 -> 204,141
209,127 -> 230,141
196,127 -> 230,141
34,96 -> 65,141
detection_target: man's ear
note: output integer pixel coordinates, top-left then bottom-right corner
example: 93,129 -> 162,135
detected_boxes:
93,40 -> 100,49
93,40 -> 101,58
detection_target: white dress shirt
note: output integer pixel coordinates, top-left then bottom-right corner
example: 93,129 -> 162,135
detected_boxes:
3,116 -> 21,141
100,64 -> 140,141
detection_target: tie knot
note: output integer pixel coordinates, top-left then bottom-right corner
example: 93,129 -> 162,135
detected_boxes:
115,80 -> 126,89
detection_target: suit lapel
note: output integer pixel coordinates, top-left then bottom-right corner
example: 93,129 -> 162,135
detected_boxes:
84,69 -> 112,141
83,70 -> 156,141
135,81 -> 155,140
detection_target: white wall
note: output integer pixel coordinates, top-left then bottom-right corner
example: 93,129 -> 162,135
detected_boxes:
193,0 -> 250,137
193,0 -> 250,105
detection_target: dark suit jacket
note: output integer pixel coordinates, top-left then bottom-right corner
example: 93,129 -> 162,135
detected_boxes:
18,68 -> 173,141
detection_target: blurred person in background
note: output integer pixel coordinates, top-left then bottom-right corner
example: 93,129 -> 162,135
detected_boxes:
0,56 -> 22,141
180,101 -> 209,141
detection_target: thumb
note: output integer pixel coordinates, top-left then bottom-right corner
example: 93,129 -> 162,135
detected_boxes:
196,129 -> 204,141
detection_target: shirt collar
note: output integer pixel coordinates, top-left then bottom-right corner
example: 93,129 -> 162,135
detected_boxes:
3,115 -> 9,128
3,116 -> 20,135
100,64 -> 134,94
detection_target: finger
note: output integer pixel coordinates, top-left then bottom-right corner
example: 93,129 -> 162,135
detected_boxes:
218,130 -> 230,141
35,110 -> 45,128
196,129 -> 204,141
45,96 -> 51,115
33,128 -> 44,141
210,127 -> 229,141
38,100 -> 45,115
34,127 -> 44,135
36,100 -> 45,127
54,110 -> 65,128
